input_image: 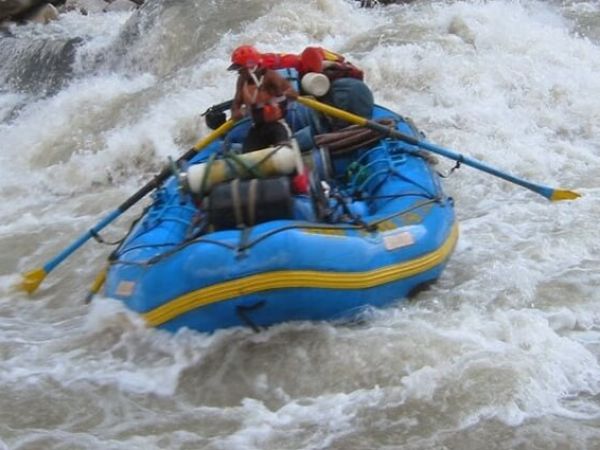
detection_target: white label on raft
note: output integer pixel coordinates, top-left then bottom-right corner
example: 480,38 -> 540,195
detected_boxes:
383,230 -> 415,250
116,281 -> 136,297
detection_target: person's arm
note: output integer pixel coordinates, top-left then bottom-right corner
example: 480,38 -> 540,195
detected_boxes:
231,75 -> 245,120
265,70 -> 298,100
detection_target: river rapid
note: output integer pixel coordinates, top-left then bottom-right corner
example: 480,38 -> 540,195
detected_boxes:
1,1 -> 600,449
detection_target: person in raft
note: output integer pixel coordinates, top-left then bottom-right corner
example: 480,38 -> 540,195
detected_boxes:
229,45 -> 299,153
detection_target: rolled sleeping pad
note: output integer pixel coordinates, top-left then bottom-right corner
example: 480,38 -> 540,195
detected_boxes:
186,140 -> 302,194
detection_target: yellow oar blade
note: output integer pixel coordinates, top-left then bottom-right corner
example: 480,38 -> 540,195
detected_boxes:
85,267 -> 108,303
551,189 -> 581,201
19,268 -> 47,294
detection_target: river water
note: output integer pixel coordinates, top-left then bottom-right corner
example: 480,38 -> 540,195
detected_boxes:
1,1 -> 600,449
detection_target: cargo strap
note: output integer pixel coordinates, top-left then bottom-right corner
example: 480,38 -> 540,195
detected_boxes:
231,178 -> 259,228
231,178 -> 243,227
236,300 -> 266,333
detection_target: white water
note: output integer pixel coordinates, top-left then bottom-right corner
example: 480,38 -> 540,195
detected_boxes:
1,1 -> 600,449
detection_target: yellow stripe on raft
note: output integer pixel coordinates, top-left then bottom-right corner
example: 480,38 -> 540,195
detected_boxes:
143,223 -> 459,327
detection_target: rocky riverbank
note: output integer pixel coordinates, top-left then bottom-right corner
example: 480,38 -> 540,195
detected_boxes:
0,0 -> 144,25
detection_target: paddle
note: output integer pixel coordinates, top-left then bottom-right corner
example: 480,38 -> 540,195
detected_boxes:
297,96 -> 580,202
19,118 -> 236,294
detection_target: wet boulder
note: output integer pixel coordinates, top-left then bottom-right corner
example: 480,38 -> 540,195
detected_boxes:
0,0 -> 42,21
0,0 -> 65,23
0,0 -> 144,25
0,34 -> 81,94
18,2 -> 59,23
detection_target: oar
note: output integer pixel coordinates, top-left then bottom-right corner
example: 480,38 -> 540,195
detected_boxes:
85,265 -> 108,304
19,118 -> 236,294
297,96 -> 580,202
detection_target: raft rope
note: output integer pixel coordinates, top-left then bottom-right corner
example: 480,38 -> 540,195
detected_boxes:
437,156 -> 463,179
109,132 -> 443,268
346,141 -> 434,197
110,197 -> 442,268
90,229 -> 123,246
198,143 -> 290,198
199,153 -> 218,197
90,202 -> 150,249
226,151 -> 263,178
107,143 -> 299,261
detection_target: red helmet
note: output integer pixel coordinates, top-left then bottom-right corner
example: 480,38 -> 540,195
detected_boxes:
228,45 -> 261,70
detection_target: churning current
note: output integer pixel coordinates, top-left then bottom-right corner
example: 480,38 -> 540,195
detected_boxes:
1,1 -> 600,449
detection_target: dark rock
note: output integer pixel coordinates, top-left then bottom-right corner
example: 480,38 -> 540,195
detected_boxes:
1,0 -> 145,25
358,0 -> 417,7
0,0 -> 43,21
0,35 -> 82,95
18,3 -> 59,23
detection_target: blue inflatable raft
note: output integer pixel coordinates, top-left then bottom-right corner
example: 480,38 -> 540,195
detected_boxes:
104,100 -> 458,333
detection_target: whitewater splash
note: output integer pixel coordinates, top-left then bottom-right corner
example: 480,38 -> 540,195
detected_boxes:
2,1 -> 600,449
